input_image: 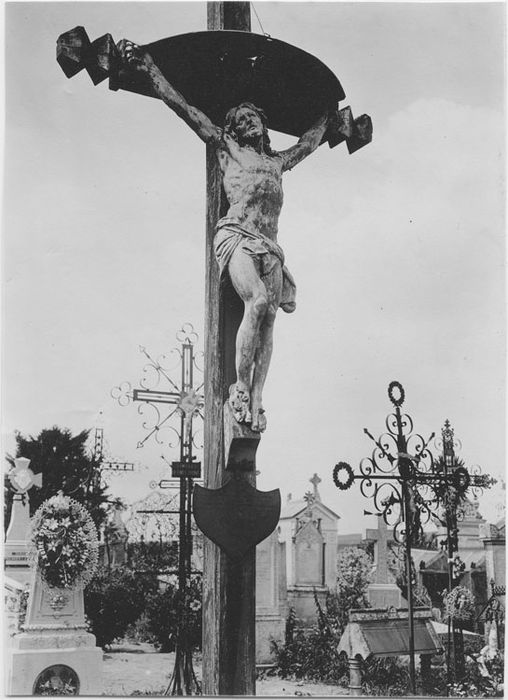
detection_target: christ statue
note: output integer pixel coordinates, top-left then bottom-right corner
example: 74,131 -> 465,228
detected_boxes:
119,40 -> 330,432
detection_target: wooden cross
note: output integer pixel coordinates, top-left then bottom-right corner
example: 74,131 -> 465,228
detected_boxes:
56,5 -> 371,693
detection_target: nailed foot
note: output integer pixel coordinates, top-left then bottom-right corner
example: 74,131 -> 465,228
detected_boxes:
251,407 -> 267,433
229,383 -> 251,424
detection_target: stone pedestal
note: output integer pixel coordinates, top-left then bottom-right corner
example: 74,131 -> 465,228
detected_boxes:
6,571 -> 102,695
366,515 -> 404,609
4,576 -> 30,646
287,585 -> 328,627
367,582 -> 404,608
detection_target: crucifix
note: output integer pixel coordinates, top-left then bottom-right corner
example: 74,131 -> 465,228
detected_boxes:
57,4 -> 372,693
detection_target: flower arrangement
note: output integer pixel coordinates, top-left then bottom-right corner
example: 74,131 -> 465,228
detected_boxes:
28,491 -> 98,589
443,585 -> 476,623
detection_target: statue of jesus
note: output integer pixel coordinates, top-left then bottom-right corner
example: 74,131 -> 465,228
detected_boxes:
119,40 -> 330,432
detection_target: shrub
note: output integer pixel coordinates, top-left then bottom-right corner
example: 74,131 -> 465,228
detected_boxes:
84,565 -> 148,648
144,574 -> 202,653
362,657 -> 411,696
449,653 -> 504,698
335,547 -> 372,631
271,595 -> 348,684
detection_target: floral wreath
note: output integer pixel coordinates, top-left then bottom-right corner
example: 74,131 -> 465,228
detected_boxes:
333,462 -> 355,491
443,585 -> 476,622
28,492 -> 99,589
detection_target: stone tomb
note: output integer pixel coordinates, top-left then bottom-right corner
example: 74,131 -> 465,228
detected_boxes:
338,607 -> 443,696
279,475 -> 340,626
255,528 -> 288,663
7,568 -> 103,695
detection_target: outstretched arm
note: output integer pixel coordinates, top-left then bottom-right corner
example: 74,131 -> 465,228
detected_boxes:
279,112 -> 329,172
118,40 -> 222,146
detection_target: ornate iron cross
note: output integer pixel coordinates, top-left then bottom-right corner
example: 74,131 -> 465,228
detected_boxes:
332,381 -> 494,694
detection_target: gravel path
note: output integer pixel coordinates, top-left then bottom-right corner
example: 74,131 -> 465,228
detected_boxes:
102,643 -> 349,696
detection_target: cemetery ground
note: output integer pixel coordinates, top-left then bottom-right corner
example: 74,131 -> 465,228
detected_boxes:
102,642 -> 348,696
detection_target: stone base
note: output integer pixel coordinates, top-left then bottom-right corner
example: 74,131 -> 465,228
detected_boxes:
256,612 -> 286,664
288,585 -> 328,627
367,583 -> 405,609
6,630 -> 102,695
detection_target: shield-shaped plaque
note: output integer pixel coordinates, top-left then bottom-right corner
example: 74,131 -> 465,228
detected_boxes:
193,479 -> 281,562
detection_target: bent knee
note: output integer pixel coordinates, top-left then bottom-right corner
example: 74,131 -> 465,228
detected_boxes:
251,292 -> 269,316
264,305 -> 278,326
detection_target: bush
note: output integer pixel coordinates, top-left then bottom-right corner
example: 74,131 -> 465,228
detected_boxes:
449,653 -> 504,698
144,574 -> 202,653
271,595 -> 348,684
84,566 -> 148,648
362,657 -> 411,696
335,547 -> 372,631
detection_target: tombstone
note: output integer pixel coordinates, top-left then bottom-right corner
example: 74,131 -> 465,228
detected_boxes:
288,517 -> 327,625
6,493 -> 102,695
255,528 -> 288,664
279,475 -> 340,627
365,516 -> 404,608
5,457 -> 42,585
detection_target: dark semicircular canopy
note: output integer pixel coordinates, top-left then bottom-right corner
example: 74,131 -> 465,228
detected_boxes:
114,30 -> 346,137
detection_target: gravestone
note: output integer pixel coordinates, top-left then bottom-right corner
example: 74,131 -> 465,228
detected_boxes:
6,494 -> 102,696
289,515 -> 327,625
5,457 -> 42,584
365,516 -> 404,608
278,477 -> 340,626
255,528 -> 288,663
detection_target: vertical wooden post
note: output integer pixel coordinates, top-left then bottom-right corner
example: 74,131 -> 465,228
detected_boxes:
203,2 -> 255,695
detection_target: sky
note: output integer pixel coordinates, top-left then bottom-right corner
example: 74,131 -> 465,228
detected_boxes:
2,1 -> 506,534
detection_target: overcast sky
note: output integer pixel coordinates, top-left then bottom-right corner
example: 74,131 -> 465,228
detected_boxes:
2,1 -> 506,533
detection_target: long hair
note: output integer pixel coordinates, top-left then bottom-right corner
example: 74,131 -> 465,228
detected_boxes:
223,102 -> 276,156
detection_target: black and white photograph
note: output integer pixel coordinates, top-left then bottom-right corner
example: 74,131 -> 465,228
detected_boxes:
2,1 -> 505,696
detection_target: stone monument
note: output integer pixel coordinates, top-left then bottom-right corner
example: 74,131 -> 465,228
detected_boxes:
4,458 -> 41,648
365,516 -> 404,608
278,475 -> 340,625
6,492 -> 102,696
5,457 -> 42,583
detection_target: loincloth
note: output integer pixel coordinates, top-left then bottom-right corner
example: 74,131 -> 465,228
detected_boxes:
214,217 -> 296,313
